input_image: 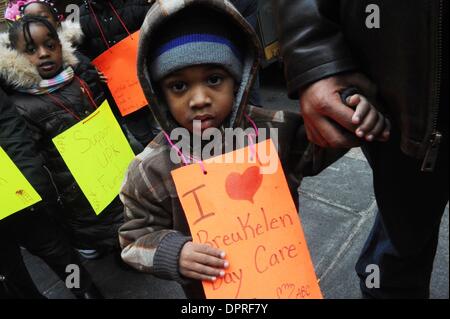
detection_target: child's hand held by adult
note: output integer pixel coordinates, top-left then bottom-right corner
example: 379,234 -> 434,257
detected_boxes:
346,94 -> 391,142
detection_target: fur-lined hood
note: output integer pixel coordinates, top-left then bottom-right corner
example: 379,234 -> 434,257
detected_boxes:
0,20 -> 82,89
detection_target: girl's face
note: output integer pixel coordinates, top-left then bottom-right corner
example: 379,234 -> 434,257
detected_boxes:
16,23 -> 63,79
23,3 -> 59,28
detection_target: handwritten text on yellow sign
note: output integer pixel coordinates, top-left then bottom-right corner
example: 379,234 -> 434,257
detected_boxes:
53,100 -> 135,215
0,147 -> 42,220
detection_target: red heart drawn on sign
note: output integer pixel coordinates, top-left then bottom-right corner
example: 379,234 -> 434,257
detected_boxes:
225,166 -> 263,204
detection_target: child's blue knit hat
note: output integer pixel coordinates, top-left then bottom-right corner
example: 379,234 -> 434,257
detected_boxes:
150,7 -> 243,82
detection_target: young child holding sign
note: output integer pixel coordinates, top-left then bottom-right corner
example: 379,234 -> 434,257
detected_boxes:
0,15 -> 125,259
118,0 -> 391,298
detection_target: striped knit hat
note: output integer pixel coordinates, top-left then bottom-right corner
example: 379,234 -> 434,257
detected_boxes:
150,7 -> 243,82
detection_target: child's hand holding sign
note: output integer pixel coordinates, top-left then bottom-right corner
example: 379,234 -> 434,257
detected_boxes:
179,242 -> 229,282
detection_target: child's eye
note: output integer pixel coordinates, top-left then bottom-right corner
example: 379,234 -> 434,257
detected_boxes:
26,46 -> 36,54
170,82 -> 187,93
207,75 -> 223,86
45,40 -> 57,49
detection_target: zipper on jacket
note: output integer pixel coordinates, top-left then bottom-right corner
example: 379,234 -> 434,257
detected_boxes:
43,165 -> 64,206
421,131 -> 442,172
422,0 -> 444,172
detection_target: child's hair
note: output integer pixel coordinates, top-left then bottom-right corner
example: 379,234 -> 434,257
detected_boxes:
4,0 -> 61,22
20,0 -> 62,22
9,14 -> 59,50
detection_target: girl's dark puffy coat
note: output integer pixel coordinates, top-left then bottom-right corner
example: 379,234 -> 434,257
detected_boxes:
10,80 -> 124,250
0,87 -> 52,201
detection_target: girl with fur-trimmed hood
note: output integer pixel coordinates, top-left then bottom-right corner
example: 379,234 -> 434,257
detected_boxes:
0,15 -> 124,257
3,0 -> 108,105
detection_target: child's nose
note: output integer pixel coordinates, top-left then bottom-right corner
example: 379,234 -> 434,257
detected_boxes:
189,86 -> 212,108
38,47 -> 50,58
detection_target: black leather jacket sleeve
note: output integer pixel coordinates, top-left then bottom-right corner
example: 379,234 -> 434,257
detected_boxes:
274,0 -> 358,98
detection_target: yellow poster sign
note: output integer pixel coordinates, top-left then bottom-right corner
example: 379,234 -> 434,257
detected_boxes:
0,147 -> 42,220
52,100 -> 135,215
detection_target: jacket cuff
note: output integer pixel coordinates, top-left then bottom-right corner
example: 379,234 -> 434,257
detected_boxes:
153,231 -> 192,284
287,58 -> 358,99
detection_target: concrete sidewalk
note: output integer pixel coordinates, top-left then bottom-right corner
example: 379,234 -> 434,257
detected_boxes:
300,148 -> 449,299
22,66 -> 449,299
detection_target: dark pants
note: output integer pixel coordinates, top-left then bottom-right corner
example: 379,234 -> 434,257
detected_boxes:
356,128 -> 449,298
357,17 -> 448,297
357,4 -> 448,298
0,208 -> 94,298
0,238 -> 44,299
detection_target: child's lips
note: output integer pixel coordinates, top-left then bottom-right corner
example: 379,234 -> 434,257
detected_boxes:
39,61 -> 56,72
192,115 -> 215,130
193,114 -> 214,121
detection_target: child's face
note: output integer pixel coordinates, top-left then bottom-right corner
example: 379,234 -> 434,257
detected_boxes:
161,65 -> 236,132
16,23 -> 63,79
23,3 -> 58,28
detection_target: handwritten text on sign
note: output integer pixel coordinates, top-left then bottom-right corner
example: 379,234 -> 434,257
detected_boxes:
0,147 -> 42,220
52,100 -> 135,215
92,31 -> 147,116
172,139 -> 322,299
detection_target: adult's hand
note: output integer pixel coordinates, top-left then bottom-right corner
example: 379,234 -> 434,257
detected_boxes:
299,73 -> 378,148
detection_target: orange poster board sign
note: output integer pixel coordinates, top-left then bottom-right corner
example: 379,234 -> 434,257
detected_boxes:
171,139 -> 322,299
93,31 -> 147,116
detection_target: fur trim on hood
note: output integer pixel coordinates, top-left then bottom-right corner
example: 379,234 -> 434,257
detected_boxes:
59,20 -> 84,46
137,0 -> 262,133
0,20 -> 83,89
